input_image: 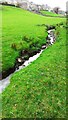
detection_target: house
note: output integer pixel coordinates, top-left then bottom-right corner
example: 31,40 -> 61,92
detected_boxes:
41,4 -> 51,11
58,10 -> 66,16
28,2 -> 39,12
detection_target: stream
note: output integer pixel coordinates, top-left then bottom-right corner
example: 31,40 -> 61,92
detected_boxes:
0,29 -> 56,93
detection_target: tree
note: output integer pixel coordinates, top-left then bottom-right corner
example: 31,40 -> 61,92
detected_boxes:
53,7 -> 60,14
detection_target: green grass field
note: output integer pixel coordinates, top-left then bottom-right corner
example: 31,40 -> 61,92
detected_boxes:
1,5 -> 65,72
1,5 -> 67,118
40,10 -> 62,17
2,26 -> 66,118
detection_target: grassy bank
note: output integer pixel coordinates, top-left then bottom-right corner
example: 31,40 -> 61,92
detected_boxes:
40,10 -> 63,17
2,26 -> 66,118
1,5 -> 66,72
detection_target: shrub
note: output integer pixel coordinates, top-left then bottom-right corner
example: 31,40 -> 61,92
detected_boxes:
23,35 -> 30,42
11,43 -> 17,50
11,40 -> 30,51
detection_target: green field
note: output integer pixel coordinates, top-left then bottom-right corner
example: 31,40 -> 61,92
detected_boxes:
40,10 -> 62,17
1,5 -> 65,72
2,26 -> 66,118
1,5 -> 67,118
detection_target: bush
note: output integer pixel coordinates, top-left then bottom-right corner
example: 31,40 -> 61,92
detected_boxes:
23,35 -> 30,42
11,40 -> 29,51
11,43 -> 17,50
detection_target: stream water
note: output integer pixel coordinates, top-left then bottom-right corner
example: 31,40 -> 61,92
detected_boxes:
0,29 -> 55,93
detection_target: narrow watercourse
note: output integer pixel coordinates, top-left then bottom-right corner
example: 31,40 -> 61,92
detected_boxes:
0,26 -> 56,93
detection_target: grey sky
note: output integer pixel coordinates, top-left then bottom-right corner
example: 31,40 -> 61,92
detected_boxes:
29,0 -> 67,11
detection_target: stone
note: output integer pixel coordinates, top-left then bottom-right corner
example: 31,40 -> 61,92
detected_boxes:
42,45 -> 46,49
17,58 -> 22,63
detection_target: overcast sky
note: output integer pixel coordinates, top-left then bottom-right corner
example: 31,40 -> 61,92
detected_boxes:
29,0 -> 67,11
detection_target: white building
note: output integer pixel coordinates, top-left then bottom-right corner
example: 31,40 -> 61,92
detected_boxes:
28,2 -> 39,11
58,10 -> 65,16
